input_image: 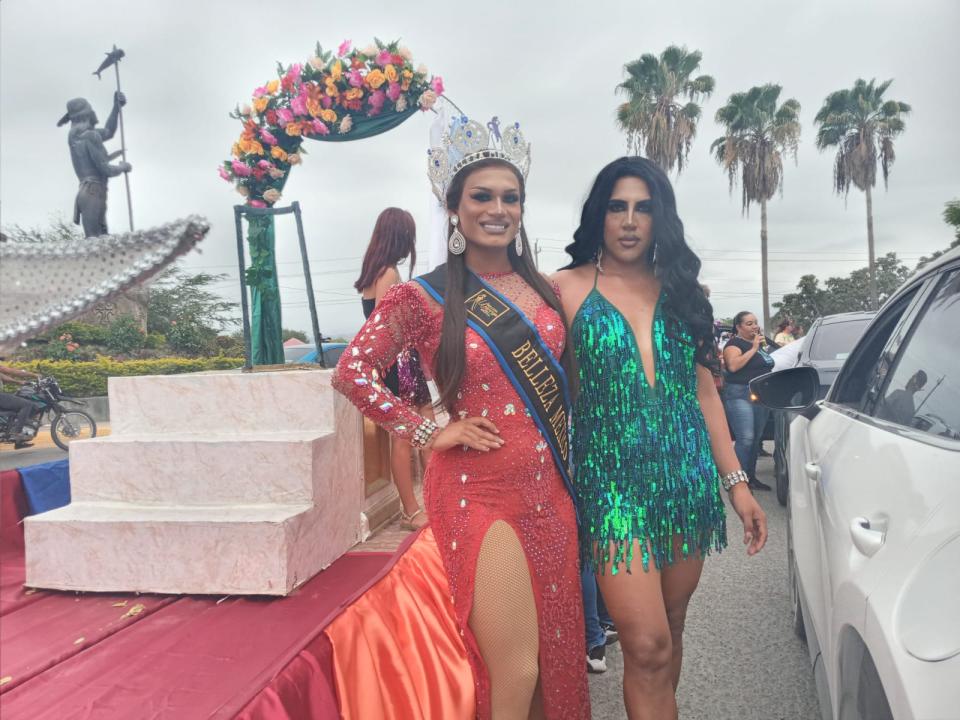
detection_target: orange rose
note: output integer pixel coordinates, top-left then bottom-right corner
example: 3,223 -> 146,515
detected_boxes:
365,68 -> 386,89
231,142 -> 241,158
266,79 -> 280,95
285,122 -> 302,137
320,108 -> 337,123
253,97 -> 269,113
271,146 -> 288,162
330,60 -> 343,81
384,64 -> 398,83
344,87 -> 364,101
306,98 -> 322,117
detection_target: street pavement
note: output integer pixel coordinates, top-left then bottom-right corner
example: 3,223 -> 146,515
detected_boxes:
0,424 -> 109,471
587,448 -> 821,720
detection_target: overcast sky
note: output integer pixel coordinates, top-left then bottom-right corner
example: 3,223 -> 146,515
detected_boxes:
2,0 -> 958,338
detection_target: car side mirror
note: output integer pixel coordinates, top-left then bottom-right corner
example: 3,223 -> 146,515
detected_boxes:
749,367 -> 820,411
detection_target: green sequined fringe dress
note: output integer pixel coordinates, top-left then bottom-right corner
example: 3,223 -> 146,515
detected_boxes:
571,276 -> 727,574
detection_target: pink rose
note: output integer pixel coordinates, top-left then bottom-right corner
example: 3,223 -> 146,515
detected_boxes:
248,199 -> 267,208
311,119 -> 329,135
260,128 -> 278,145
418,90 -> 438,110
276,108 -> 294,126
257,159 -> 273,170
338,40 -> 352,56
231,160 -> 251,177
386,82 -> 402,102
290,95 -> 308,117
218,166 -> 231,181
321,95 -> 333,109
348,70 -> 363,88
430,76 -> 444,95
375,50 -> 393,67
285,63 -> 302,82
253,85 -> 268,98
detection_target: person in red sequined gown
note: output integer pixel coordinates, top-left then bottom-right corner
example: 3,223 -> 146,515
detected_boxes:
333,158 -> 590,719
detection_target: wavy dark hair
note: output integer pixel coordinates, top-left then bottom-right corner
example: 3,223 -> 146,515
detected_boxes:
733,311 -> 755,332
434,159 -> 577,415
562,156 -> 717,369
354,207 -> 417,292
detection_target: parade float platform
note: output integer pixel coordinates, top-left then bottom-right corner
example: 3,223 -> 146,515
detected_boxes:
24,369 -> 364,595
0,465 -> 474,719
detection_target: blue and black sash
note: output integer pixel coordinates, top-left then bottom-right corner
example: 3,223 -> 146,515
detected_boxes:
414,265 -> 577,512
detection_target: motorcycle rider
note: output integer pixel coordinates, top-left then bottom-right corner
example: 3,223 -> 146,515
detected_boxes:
0,363 -> 41,445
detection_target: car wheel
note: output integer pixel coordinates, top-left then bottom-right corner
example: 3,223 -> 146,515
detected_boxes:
787,512 -> 806,642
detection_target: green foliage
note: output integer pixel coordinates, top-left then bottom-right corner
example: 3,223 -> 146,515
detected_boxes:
774,252 -> 913,328
105,315 -> 146,355
8,357 -> 244,397
616,45 -> 714,173
282,328 -> 308,342
144,333 -> 166,350
147,268 -> 239,336
41,321 -> 108,345
167,322 -> 217,357
944,200 -> 960,243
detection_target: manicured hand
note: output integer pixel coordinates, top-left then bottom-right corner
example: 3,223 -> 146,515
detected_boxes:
430,417 -> 504,452
730,484 -> 767,555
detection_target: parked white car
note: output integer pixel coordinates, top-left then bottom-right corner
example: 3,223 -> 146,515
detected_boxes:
751,248 -> 960,720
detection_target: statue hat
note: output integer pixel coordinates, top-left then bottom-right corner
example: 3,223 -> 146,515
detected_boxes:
57,98 -> 98,127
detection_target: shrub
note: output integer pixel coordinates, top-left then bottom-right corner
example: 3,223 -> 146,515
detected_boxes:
10,357 -> 244,397
144,333 -> 166,350
106,315 -> 146,355
43,321 -> 109,345
167,322 -> 217,356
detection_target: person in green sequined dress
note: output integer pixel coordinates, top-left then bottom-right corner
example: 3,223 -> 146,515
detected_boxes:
553,157 -> 768,720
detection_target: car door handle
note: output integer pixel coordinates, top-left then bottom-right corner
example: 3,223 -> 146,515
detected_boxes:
804,462 -> 821,482
850,517 -> 885,557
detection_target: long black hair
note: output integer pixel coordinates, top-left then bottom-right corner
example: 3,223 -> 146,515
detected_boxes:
434,159 -> 577,415
563,156 -> 717,369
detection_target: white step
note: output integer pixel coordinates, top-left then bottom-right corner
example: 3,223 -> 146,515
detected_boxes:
24,501 -> 355,595
108,369 -> 338,435
69,431 -> 333,505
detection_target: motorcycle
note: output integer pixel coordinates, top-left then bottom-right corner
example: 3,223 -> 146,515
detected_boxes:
0,376 -> 97,451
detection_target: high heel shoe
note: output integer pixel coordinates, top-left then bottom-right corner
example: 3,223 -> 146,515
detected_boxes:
400,507 -> 428,531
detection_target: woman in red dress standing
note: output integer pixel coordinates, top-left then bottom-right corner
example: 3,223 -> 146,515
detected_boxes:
333,117 -> 589,719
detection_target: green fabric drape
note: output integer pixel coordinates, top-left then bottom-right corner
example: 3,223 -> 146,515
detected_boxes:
314,106 -> 419,143
246,214 -> 284,365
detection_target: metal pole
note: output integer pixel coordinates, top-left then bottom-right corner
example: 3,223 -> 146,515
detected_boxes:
112,45 -> 134,232
292,201 -> 325,367
234,206 -> 253,370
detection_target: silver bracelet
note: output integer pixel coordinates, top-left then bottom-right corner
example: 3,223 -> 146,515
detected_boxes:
410,417 -> 439,449
721,469 -> 749,492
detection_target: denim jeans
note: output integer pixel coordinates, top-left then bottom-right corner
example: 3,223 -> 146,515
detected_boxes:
581,564 -> 612,651
723,382 -> 769,479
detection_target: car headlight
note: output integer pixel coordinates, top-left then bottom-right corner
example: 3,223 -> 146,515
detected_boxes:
897,533 -> 960,662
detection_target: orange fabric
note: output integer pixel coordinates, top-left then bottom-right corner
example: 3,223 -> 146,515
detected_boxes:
326,528 -> 475,720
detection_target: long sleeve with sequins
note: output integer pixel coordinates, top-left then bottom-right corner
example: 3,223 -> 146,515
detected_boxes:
332,282 -> 436,443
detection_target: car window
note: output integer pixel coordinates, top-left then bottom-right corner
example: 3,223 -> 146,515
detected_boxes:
831,288 -> 920,411
872,269 -> 960,439
807,318 -> 872,361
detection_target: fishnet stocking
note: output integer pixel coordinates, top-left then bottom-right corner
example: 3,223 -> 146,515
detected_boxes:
470,520 -> 542,719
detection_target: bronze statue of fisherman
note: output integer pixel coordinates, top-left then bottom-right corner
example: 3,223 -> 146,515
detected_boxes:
57,92 -> 132,237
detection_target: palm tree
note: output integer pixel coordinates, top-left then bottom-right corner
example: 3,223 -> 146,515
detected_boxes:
711,84 -> 801,331
616,45 -> 715,174
814,78 -> 910,310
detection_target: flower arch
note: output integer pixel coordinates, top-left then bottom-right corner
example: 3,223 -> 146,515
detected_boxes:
220,39 -> 443,365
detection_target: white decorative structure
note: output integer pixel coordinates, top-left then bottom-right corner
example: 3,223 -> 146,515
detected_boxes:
25,369 -> 364,595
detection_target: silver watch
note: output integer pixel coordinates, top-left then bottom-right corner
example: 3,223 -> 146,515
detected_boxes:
721,469 -> 750,492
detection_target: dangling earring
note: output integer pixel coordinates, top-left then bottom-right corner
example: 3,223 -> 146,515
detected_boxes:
595,246 -> 605,274
448,215 -> 466,255
514,220 -> 523,256
651,240 -> 658,266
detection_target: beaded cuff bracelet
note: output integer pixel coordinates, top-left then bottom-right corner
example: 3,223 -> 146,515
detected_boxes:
411,417 -> 439,449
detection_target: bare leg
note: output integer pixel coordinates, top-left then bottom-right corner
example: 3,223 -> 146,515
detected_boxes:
596,541 -> 675,720
390,436 -> 425,527
660,540 -> 705,690
470,520 -> 540,720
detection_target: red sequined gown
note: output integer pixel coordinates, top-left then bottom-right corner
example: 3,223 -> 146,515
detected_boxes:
333,271 -> 590,720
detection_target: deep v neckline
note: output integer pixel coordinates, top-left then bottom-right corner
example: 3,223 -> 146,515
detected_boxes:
579,286 -> 662,392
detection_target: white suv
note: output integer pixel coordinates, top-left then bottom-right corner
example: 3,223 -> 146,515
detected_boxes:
752,248 -> 960,720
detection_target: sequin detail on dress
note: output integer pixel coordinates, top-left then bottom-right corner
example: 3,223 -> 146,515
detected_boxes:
571,282 -> 727,574
333,272 -> 590,720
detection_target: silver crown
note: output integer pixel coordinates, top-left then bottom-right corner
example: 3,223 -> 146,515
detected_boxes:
427,115 -> 531,203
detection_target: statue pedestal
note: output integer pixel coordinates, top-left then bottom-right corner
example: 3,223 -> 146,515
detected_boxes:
24,369 -> 364,595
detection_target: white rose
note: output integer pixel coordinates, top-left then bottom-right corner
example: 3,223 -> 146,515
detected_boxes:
416,64 -> 428,76
361,45 -> 377,57
398,46 -> 413,61
240,103 -> 252,116
396,95 -> 408,112
263,188 -> 281,204
339,116 -> 353,134
236,184 -> 249,197
268,167 -> 285,179
418,90 -> 437,110
308,55 -> 325,71
287,153 -> 302,165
